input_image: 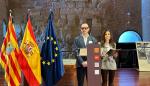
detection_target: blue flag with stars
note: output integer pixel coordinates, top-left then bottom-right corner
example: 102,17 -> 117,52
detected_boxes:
40,12 -> 64,86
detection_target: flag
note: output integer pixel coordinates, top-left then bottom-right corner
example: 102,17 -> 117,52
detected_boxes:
19,17 -> 42,86
2,19 -> 7,38
0,16 -> 21,86
41,12 -> 64,86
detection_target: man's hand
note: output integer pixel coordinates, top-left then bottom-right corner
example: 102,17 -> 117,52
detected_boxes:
82,61 -> 87,67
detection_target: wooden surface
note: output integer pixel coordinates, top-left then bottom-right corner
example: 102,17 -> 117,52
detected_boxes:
114,68 -> 150,86
1,68 -> 150,86
56,64 -> 77,86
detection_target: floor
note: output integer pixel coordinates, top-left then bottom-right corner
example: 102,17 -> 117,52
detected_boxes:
1,68 -> 150,86
114,68 -> 150,86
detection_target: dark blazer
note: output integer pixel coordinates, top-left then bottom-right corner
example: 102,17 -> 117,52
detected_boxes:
74,35 -> 97,67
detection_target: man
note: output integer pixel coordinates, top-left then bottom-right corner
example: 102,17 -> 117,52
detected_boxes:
74,23 -> 97,86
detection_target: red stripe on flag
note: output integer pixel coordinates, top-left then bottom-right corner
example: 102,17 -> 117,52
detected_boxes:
1,54 -> 7,64
27,18 -> 36,42
8,54 -> 21,83
6,64 -> 15,86
3,37 -> 9,48
9,76 -> 16,86
18,51 -> 40,86
9,23 -> 17,41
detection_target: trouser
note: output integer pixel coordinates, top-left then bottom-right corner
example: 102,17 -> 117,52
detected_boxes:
101,69 -> 116,86
77,67 -> 87,86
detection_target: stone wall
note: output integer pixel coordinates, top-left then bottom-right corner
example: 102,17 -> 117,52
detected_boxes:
0,0 -> 142,51
0,0 -> 8,45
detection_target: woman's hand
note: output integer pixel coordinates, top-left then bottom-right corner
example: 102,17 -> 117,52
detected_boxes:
113,52 -> 118,58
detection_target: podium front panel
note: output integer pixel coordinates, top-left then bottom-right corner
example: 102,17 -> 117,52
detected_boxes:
87,44 -> 101,86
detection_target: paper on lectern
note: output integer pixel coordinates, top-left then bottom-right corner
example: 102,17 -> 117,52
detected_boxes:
79,48 -> 87,56
94,70 -> 99,75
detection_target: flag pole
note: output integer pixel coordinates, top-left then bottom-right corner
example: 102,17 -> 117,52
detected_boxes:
9,9 -> 14,23
27,9 -> 31,17
26,9 -> 31,21
9,9 -> 13,22
49,8 -> 54,20
9,9 -> 12,17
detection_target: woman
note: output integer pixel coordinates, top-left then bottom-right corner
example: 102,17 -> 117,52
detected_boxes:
100,30 -> 118,86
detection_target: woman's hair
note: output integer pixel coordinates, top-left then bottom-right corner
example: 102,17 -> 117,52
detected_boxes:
101,29 -> 115,48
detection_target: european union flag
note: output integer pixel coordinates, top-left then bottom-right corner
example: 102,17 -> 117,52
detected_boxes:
41,12 -> 64,86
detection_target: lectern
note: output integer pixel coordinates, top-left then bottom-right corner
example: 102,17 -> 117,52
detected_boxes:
87,44 -> 101,86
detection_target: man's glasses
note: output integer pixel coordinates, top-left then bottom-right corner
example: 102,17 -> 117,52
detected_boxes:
81,27 -> 89,30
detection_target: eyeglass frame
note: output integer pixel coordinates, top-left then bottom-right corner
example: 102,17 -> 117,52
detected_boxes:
81,27 -> 89,30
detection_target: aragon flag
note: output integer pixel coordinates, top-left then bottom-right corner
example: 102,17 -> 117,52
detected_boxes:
19,17 -> 42,86
41,11 -> 64,86
0,16 -> 21,86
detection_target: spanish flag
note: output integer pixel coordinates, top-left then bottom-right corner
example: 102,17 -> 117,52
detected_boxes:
0,16 -> 21,86
19,17 -> 42,86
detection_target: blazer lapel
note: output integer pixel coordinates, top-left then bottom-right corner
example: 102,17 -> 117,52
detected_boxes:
80,36 -> 86,47
86,36 -> 90,46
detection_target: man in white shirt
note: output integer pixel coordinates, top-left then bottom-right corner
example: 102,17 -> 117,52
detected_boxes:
74,23 -> 97,86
